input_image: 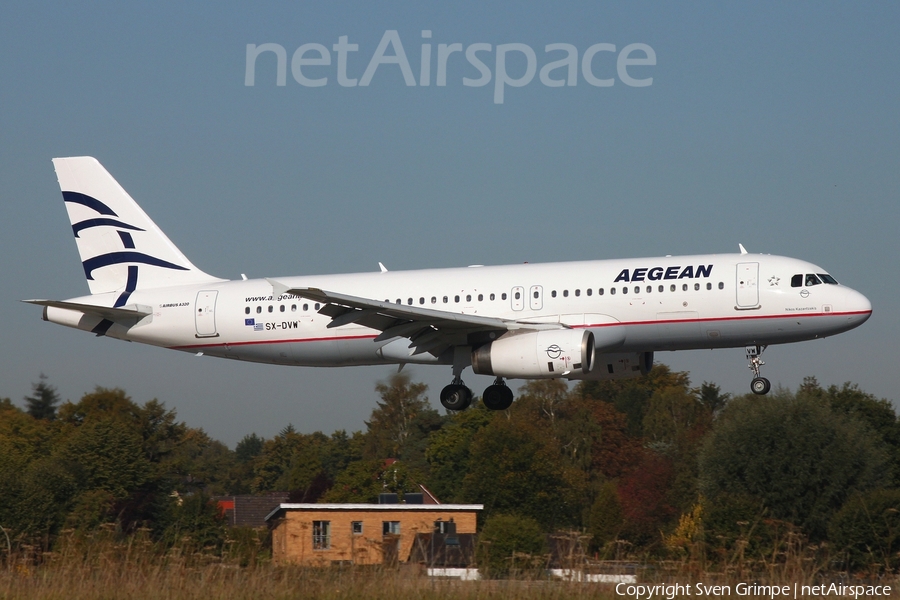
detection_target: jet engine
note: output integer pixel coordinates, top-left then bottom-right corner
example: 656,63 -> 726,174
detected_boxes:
472,330 -> 595,378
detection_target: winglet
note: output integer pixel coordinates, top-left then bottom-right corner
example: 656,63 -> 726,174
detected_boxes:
739,244 -> 748,255
378,262 -> 388,273
266,278 -> 290,298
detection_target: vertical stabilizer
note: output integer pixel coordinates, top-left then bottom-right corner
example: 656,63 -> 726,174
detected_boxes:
52,157 -> 224,298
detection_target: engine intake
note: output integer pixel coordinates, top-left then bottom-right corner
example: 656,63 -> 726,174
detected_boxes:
472,330 -> 595,378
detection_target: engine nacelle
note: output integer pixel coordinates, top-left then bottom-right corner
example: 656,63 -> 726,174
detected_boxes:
472,330 -> 595,378
568,351 -> 654,381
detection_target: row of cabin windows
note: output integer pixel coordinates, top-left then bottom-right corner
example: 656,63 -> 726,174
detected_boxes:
388,282 -> 726,306
245,303 -> 321,315
245,282 -> 727,313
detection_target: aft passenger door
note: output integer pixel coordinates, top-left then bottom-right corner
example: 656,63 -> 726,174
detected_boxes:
195,290 -> 219,337
736,263 -> 759,308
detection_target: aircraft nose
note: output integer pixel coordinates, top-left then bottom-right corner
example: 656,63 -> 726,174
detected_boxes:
846,287 -> 872,322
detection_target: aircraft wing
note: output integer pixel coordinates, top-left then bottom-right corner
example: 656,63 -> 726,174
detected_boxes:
22,299 -> 151,323
279,284 -> 562,357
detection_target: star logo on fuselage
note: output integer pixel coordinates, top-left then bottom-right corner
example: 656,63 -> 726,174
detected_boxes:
768,276 -> 780,286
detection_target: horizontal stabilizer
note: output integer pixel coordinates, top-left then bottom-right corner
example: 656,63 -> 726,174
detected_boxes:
22,299 -> 151,322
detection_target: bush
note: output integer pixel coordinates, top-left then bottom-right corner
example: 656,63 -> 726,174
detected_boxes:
476,514 -> 548,578
830,489 -> 900,574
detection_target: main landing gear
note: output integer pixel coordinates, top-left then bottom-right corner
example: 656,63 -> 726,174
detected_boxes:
746,345 -> 771,395
482,378 -> 514,411
440,377 -> 473,411
439,378 -> 514,412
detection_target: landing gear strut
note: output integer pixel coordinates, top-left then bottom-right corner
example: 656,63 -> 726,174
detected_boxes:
746,345 -> 771,395
482,377 -> 514,411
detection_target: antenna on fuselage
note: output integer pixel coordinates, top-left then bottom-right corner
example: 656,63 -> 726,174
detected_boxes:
739,244 -> 748,255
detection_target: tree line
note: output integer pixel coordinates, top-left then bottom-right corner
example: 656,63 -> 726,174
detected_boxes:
2,367 -> 899,574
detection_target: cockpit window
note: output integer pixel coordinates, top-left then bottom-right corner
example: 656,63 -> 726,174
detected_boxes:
791,274 -> 803,288
805,274 -> 822,286
818,273 -> 838,284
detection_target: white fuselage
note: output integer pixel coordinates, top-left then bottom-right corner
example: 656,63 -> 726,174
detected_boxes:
44,252 -> 872,376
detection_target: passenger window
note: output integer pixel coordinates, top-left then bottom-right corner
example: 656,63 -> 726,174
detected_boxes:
598,288 -> 604,296
706,283 -> 712,290
280,305 -> 285,312
575,289 -> 581,297
443,296 -> 448,303
257,306 -> 262,313
292,304 -> 297,311
610,288 -> 615,295
466,294 -> 472,302
502,293 -> 507,300
694,283 -> 700,291
563,290 -> 568,297
303,304 -> 309,311
514,291 -> 521,300
431,297 -> 436,304
419,297 -> 424,305
407,298 -> 413,305
622,287 -> 627,295
670,284 -> 676,292
490,293 -> 495,301
551,290 -> 557,298
791,274 -> 803,288
658,285 -> 664,293
586,289 -> 592,296
315,303 -> 320,310
245,307 -> 250,314
533,291 -> 539,299
268,305 -> 273,313
682,284 -> 688,291
454,295 -> 460,303
478,294 -> 483,301
396,299 -> 401,304
718,282 -> 724,290
647,286 -> 652,294
634,286 -> 640,294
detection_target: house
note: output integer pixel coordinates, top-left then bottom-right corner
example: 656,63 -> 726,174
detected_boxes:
215,492 -> 290,528
266,502 -> 482,566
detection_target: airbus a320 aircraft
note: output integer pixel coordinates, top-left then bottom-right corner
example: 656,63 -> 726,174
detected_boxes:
27,157 -> 872,411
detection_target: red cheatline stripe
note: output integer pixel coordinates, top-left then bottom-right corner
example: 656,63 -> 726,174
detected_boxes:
170,310 -> 870,351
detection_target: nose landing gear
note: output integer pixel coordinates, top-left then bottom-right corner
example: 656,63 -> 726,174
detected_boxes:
747,345 -> 771,395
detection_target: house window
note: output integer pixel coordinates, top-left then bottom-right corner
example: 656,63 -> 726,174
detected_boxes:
312,520 -> 331,550
383,521 -> 400,535
352,521 -> 363,535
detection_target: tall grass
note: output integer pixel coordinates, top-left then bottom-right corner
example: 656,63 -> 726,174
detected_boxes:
2,529 -> 898,600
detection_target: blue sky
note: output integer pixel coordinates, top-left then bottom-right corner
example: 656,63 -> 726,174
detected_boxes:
1,2 -> 898,446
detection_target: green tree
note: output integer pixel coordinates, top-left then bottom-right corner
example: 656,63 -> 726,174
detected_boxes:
425,402 -> 493,503
462,416 -> 575,527
476,514 -> 548,578
363,373 -> 441,476
829,489 -> 900,574
699,390 -> 892,540
24,374 -> 60,421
